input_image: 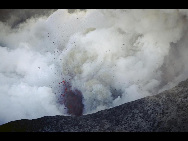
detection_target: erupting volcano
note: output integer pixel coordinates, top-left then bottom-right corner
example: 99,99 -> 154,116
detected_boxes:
1,9 -> 188,126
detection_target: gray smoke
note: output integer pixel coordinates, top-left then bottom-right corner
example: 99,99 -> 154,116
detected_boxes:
0,9 -> 188,125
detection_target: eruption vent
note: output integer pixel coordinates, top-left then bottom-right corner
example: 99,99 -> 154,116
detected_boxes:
58,80 -> 84,116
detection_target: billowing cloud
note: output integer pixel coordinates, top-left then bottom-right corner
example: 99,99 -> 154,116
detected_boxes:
0,9 -> 188,125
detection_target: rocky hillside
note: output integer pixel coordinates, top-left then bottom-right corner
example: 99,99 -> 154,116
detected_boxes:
1,79 -> 188,132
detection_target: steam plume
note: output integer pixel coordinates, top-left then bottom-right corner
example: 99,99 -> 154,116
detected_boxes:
1,9 -> 188,125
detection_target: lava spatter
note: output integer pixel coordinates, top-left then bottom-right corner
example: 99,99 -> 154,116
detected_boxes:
58,80 -> 84,116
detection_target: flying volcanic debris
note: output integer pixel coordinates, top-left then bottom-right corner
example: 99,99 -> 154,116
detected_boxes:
0,9 -> 188,125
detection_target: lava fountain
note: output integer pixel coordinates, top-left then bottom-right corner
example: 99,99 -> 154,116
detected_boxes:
58,80 -> 84,116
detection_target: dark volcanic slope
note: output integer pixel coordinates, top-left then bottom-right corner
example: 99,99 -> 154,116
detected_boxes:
1,79 -> 188,132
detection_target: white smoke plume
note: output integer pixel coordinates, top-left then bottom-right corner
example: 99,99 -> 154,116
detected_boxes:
1,9 -> 188,125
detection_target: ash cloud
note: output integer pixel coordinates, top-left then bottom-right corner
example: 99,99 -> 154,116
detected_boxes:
1,9 -> 188,124
0,9 -> 56,28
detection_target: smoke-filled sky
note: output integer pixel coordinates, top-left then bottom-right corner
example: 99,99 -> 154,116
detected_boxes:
1,9 -> 188,125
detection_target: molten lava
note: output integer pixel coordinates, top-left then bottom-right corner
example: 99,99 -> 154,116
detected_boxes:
59,80 -> 84,116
